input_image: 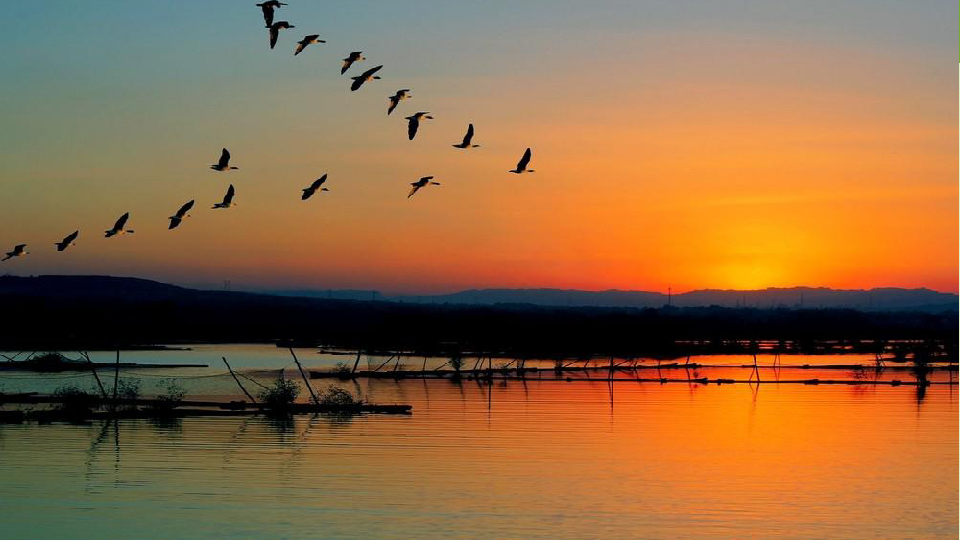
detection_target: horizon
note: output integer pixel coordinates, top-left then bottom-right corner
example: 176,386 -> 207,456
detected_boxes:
1,1 -> 956,293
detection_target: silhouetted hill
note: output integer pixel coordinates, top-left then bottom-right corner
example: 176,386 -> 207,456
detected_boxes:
379,287 -> 956,312
0,275 -> 955,353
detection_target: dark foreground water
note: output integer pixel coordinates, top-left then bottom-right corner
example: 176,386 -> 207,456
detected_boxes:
0,346 -> 956,538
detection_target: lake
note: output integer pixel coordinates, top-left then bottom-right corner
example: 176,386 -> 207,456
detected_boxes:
0,345 -> 956,538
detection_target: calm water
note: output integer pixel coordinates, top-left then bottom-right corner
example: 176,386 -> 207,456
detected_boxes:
0,345 -> 956,538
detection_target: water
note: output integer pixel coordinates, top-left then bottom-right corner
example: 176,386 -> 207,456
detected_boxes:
0,346 -> 956,538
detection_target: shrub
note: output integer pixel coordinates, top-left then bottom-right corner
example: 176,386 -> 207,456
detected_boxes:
258,379 -> 301,412
52,384 -> 99,412
318,386 -> 361,406
150,379 -> 186,414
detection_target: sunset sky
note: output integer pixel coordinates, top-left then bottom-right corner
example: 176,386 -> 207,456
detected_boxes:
0,1 -> 956,293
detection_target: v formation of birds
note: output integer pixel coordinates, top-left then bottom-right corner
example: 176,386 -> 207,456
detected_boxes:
2,1 -> 537,262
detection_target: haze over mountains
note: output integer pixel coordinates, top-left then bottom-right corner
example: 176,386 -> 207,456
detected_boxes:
273,286 -> 957,313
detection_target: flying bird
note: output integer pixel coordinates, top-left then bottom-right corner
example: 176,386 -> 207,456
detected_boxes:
387,89 -> 411,115
2,244 -> 27,262
294,34 -> 325,56
55,231 -> 79,251
210,148 -> 238,171
509,148 -> 535,174
341,51 -> 364,75
405,112 -> 433,140
168,200 -> 195,230
268,21 -> 295,50
213,184 -> 237,209
256,1 -> 286,27
105,213 -> 134,238
407,176 -> 440,198
452,123 -> 480,148
301,174 -> 329,200
350,65 -> 382,91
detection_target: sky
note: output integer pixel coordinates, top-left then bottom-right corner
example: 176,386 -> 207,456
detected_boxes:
0,1 -> 956,294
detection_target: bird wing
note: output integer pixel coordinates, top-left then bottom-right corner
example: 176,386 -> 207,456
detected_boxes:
361,65 -> 383,78
168,216 -> 181,230
64,230 -> 79,243
176,200 -> 195,218
350,76 -> 364,91
341,59 -> 353,74
269,25 -> 279,49
517,148 -> 531,170
312,174 -> 327,189
388,95 -> 399,115
260,5 -> 274,27
223,184 -> 235,204
218,148 -> 230,168
408,184 -> 421,198
114,213 -> 129,231
294,41 -> 306,55
461,123 -> 474,145
407,117 -> 419,140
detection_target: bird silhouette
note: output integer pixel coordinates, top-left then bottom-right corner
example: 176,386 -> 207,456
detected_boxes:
453,123 -> 480,148
341,51 -> 364,74
213,185 -> 237,209
168,200 -> 195,230
210,148 -> 239,171
105,213 -> 134,238
268,21 -> 295,50
405,112 -> 434,140
256,1 -> 286,27
509,148 -> 535,174
55,231 -> 79,251
387,89 -> 412,115
294,34 -> 325,56
302,174 -> 330,200
2,244 -> 28,262
350,65 -> 383,91
408,176 -> 440,198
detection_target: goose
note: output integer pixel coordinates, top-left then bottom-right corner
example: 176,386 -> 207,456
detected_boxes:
341,51 -> 364,74
168,200 -> 195,230
256,1 -> 286,27
405,112 -> 433,140
2,244 -> 27,262
453,123 -> 480,148
509,148 -> 535,174
294,34 -> 325,56
407,176 -> 440,198
268,21 -> 295,50
210,148 -> 238,171
350,64 -> 382,91
105,213 -> 134,238
55,231 -> 79,251
301,174 -> 329,200
213,184 -> 237,209
387,89 -> 411,115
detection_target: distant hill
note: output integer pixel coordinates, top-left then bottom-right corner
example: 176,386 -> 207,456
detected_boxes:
0,275 -> 956,351
382,287 -> 957,313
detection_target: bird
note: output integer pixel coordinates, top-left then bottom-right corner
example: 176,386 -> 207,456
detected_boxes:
168,200 -> 195,230
55,231 -> 79,251
294,34 -> 325,56
407,176 -> 440,198
509,148 -> 535,174
105,213 -> 134,238
350,65 -> 382,91
341,51 -> 364,75
301,174 -> 329,200
256,1 -> 286,27
452,123 -> 480,148
387,89 -> 411,115
213,184 -> 237,209
268,21 -> 295,50
210,148 -> 238,171
2,244 -> 28,262
405,112 -> 434,140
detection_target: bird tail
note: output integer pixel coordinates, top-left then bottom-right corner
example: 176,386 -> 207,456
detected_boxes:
1,256 -> 10,262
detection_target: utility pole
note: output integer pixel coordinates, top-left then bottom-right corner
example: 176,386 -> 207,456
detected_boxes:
223,280 -> 231,291
667,287 -> 672,307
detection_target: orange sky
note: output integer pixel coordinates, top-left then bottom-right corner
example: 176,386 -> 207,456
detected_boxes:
0,2 -> 956,293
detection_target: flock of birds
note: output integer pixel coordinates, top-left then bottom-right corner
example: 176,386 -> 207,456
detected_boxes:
2,1 -> 536,263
